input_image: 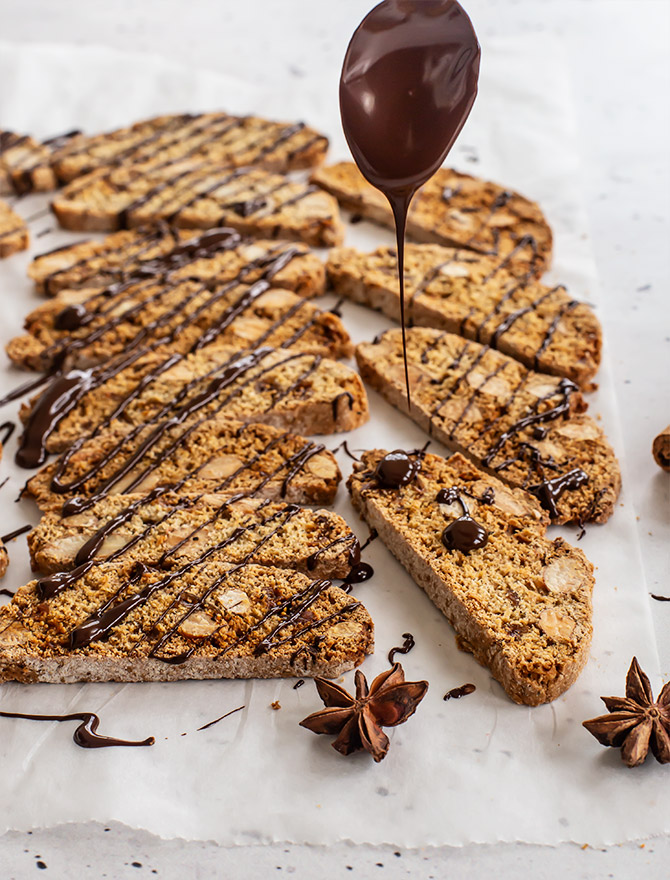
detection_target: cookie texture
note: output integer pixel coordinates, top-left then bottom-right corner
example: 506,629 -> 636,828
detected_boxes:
0,560 -> 373,683
0,130 -> 59,194
25,417 -> 342,514
327,243 -> 601,388
18,344 -> 369,458
348,449 -> 594,705
52,161 -> 344,246
312,161 -> 552,273
0,542 -> 7,579
28,226 -> 325,298
356,328 -> 620,524
52,112 -> 329,182
0,199 -> 29,258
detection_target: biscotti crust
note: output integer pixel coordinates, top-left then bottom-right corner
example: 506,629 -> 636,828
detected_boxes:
0,199 -> 29,258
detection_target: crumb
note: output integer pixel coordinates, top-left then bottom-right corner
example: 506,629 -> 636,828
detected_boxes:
581,843 -> 589,850
271,700 -> 281,710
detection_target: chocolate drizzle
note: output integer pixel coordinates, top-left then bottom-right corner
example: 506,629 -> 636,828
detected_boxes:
196,704 -> 244,731
443,683 -> 476,700
340,0 -> 480,406
0,421 -> 16,445
528,468 -> 588,518
374,449 -> 421,489
0,710 -> 154,749
387,632 -> 415,664
436,487 -> 488,552
0,524 -> 32,543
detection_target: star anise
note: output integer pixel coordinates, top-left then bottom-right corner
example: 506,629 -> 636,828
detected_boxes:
583,657 -> 670,768
299,663 -> 428,762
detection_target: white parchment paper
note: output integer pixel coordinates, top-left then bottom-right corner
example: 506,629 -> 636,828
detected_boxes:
0,38 -> 666,846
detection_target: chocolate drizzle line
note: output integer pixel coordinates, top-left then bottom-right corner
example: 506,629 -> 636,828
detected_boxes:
293,679 -> 305,690
0,710 -> 154,749
0,589 -> 15,598
196,704 -> 245,732
0,421 -> 16,445
0,524 -> 31,543
330,440 -> 361,461
650,594 -> 670,602
443,683 -> 476,700
387,632 -> 415,664
436,487 -> 488,553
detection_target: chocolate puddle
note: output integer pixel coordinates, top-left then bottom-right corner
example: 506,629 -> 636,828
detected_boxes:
0,710 -> 154,749
340,0 -> 480,405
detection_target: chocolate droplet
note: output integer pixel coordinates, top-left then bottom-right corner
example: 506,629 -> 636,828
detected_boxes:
375,450 -> 420,489
441,516 -> 488,552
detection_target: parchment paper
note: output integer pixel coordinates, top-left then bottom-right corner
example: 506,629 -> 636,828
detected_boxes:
0,37 -> 666,846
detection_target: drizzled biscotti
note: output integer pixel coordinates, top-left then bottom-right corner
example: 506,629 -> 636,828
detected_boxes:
0,129 -> 82,195
348,450 -> 593,706
52,113 -> 329,182
311,162 -> 552,273
28,227 -> 325,298
18,344 -> 369,463
327,243 -> 601,388
356,328 -> 620,524
0,541 -> 7,579
28,493 -> 360,581
8,260 -> 350,374
52,161 -> 344,245
25,417 -> 342,514
0,199 -> 29,258
0,560 -> 373,683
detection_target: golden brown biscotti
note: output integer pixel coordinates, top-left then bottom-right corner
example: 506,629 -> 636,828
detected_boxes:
348,450 -> 593,705
0,199 -> 29,258
0,541 -> 7,579
28,493 -> 360,581
311,162 -> 552,274
28,226 -> 325,298
356,328 -> 620,524
25,417 -> 342,515
327,243 -> 601,388
52,160 -> 344,246
652,425 -> 670,472
7,271 -> 350,374
0,129 -> 83,195
18,344 -> 369,460
52,113 -> 329,182
0,560 -> 373,683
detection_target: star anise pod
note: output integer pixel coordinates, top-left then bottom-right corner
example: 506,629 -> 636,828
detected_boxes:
299,663 -> 428,762
583,657 -> 670,768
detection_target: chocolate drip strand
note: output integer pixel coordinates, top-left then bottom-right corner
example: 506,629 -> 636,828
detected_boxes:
0,710 -> 154,749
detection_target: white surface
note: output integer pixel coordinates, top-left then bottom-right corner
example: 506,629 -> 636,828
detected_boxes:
0,0 -> 668,876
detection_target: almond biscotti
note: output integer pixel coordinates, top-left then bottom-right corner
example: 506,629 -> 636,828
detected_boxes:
0,199 -> 29,258
0,130 -> 57,194
29,227 -> 325,299
52,160 -> 344,245
18,344 -> 368,462
0,541 -> 7,579
7,272 -> 350,374
28,493 -> 360,581
0,560 -> 373,683
52,113 -> 329,182
356,328 -> 620,524
311,162 -> 552,273
348,449 -> 593,705
327,243 -> 601,388
25,417 -> 342,514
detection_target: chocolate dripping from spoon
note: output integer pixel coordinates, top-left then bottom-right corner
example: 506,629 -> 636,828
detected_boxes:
340,0 -> 480,407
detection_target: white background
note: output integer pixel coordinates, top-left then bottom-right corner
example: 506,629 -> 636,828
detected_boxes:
0,0 -> 668,877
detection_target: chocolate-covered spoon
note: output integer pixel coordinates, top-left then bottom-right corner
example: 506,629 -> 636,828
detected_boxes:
340,0 -> 480,404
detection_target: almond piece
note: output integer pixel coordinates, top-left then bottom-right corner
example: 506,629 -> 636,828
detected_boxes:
554,421 -> 601,441
539,608 -> 576,640
306,454 -> 339,481
214,588 -> 251,616
542,557 -> 585,594
198,455 -> 243,480
328,621 -> 363,639
179,611 -> 219,639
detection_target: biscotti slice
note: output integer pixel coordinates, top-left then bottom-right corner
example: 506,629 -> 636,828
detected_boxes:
0,129 -> 83,194
0,541 -> 7,579
327,244 -> 601,388
52,160 -> 344,246
29,227 -> 325,298
52,113 -> 329,183
29,493 -> 360,581
25,417 -> 341,514
0,199 -> 29,258
0,560 -> 373,683
18,344 -> 368,462
7,272 -> 351,374
348,449 -> 593,705
312,162 -> 552,274
356,328 -> 620,524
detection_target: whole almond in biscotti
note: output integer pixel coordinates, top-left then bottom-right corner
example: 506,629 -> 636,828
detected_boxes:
8,248 -> 347,374
28,226 -> 325,298
52,160 -> 344,247
311,161 -> 552,274
18,344 -> 368,462
0,559 -> 373,684
348,448 -> 593,706
356,327 -> 620,524
25,417 -> 342,515
327,243 -> 601,388
0,199 -> 29,258
51,112 -> 330,183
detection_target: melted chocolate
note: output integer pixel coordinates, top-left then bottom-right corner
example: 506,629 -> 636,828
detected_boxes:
293,679 -> 306,690
196,704 -> 244,731
330,440 -> 361,461
528,468 -> 588,519
0,524 -> 32,543
340,0 -> 479,404
387,632 -> 415,664
443,683 -> 476,700
375,449 -> 420,489
436,486 -> 488,552
0,710 -> 154,749
651,594 -> 670,602
0,421 -> 16,445
343,562 -> 374,588
0,588 -> 15,598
